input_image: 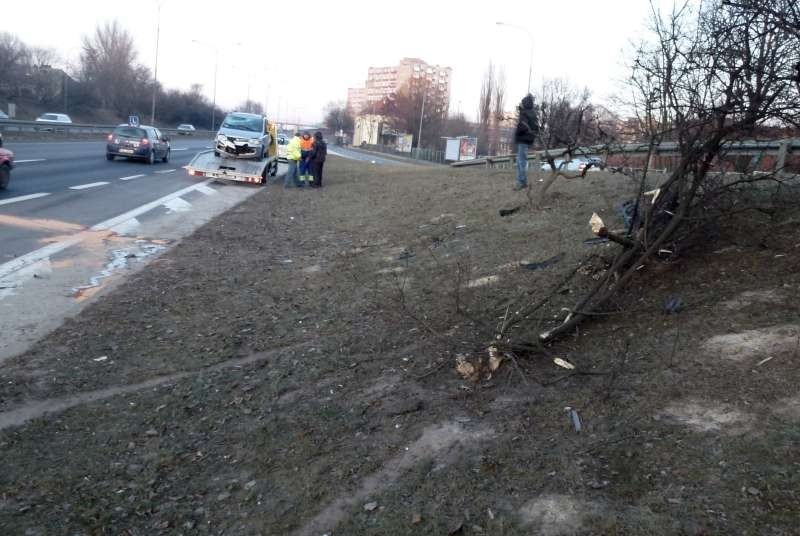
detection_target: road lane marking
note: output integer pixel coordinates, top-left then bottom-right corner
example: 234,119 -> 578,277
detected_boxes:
172,148 -> 189,151
0,192 -> 51,206
0,236 -> 83,281
69,182 -> 109,190
204,146 -> 212,149
155,169 -> 177,174
196,184 -> 217,196
0,179 -> 215,282
109,217 -> 141,236
91,179 -> 213,231
119,174 -> 145,181
164,198 -> 192,213
14,159 -> 47,164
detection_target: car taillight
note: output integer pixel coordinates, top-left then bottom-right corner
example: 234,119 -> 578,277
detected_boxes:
141,138 -> 149,145
107,134 -> 113,141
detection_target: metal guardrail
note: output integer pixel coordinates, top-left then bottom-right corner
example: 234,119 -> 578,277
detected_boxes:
0,119 -> 216,138
361,143 -> 446,164
451,138 -> 800,171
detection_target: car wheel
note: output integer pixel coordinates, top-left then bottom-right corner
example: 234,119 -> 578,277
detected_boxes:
214,150 -> 220,157
162,149 -> 170,163
0,165 -> 9,190
269,160 -> 278,177
106,153 -> 114,161
148,150 -> 155,165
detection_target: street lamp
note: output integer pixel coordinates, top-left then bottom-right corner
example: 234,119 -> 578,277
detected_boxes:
151,0 -> 168,125
496,21 -> 534,94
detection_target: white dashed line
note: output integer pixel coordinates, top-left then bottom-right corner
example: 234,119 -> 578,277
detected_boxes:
204,146 -> 212,149
0,192 -> 51,206
172,148 -> 189,151
14,159 -> 47,164
154,169 -> 177,174
69,181 -> 109,190
119,174 -> 146,181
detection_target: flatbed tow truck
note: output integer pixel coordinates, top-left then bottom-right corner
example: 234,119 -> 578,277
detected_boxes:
184,121 -> 279,185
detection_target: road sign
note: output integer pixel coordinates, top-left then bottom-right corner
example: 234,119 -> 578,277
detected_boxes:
128,115 -> 140,127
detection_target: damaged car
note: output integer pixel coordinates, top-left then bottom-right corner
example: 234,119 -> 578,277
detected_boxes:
214,112 -> 271,160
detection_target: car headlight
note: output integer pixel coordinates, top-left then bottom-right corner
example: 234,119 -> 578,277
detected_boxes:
248,138 -> 262,145
216,134 -> 227,142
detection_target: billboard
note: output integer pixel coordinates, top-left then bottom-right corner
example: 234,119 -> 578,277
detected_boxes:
459,137 -> 477,160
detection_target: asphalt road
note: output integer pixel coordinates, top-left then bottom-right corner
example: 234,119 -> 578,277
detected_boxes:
0,138 -> 218,261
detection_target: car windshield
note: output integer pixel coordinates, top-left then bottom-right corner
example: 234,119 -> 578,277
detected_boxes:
41,114 -> 58,120
221,114 -> 262,133
113,127 -> 146,139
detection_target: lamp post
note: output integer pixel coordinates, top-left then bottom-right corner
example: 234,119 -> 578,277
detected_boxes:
150,0 -> 167,125
496,21 -> 534,94
192,40 -> 219,130
417,89 -> 426,156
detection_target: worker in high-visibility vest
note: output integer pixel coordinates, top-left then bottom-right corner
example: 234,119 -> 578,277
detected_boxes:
285,132 -> 303,188
299,131 -> 315,185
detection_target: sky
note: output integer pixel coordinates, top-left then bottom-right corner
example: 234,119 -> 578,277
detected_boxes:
6,0 -> 678,124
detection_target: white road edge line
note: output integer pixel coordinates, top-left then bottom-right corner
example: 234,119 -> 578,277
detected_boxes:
119,174 -> 146,181
14,159 -> 47,164
91,179 -> 213,231
0,179 -> 213,281
196,184 -> 217,196
154,169 -> 177,174
0,192 -> 51,206
69,181 -> 109,190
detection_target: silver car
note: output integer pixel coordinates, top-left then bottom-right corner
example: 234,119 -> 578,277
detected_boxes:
214,112 -> 270,160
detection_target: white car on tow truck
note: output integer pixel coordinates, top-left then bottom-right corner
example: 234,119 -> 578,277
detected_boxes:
185,111 -> 279,184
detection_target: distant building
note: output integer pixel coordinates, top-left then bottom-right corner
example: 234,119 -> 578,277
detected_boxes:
348,57 -> 452,117
347,87 -> 367,115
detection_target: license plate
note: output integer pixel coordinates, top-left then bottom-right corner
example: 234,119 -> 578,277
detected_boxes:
120,149 -> 134,154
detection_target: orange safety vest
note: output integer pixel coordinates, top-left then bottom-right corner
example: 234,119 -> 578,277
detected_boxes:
300,137 -> 314,151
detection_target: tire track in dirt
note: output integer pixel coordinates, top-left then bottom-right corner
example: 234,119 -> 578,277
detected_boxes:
0,341 -> 312,431
294,422 -> 495,536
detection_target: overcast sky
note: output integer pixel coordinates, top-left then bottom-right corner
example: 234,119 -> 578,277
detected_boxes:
7,0 -> 678,124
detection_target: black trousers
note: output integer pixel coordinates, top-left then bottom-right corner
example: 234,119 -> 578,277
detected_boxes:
312,160 -> 325,187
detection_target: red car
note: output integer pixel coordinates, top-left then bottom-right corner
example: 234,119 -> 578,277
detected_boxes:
0,133 -> 13,190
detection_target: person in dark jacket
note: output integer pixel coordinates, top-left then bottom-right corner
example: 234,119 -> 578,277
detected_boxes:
310,131 -> 327,188
513,94 -> 539,190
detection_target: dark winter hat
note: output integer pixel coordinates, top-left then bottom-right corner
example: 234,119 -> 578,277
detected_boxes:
521,94 -> 534,108
314,131 -> 323,140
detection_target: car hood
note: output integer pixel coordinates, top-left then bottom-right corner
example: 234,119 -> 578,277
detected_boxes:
217,127 -> 261,140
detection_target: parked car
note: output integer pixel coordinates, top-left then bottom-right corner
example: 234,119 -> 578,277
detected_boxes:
540,158 -> 589,172
0,110 -> 9,120
277,134 -> 289,162
214,112 -> 270,160
0,133 -> 14,190
176,124 -> 196,135
106,125 -> 171,164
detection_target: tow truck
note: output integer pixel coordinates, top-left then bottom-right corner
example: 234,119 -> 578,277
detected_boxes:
184,116 -> 279,185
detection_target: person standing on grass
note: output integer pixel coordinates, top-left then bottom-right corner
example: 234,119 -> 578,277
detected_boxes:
299,131 -> 315,186
285,132 -> 303,188
513,93 -> 539,191
310,131 -> 327,188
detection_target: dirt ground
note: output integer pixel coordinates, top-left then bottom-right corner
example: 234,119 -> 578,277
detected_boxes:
1,156 -> 799,535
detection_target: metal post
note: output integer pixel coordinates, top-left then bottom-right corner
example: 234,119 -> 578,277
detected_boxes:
150,1 -> 163,125
417,89 -> 426,157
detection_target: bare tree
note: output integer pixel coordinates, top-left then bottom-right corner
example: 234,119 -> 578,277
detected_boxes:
323,101 -> 354,134
498,0 -> 800,348
0,32 -> 31,98
80,21 -> 149,114
477,62 -> 495,155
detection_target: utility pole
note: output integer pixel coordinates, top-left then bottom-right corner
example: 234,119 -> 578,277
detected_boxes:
417,87 -> 426,156
150,0 -> 166,125
496,21 -> 534,94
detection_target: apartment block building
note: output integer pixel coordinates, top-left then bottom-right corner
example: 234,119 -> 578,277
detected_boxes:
347,57 -> 452,117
